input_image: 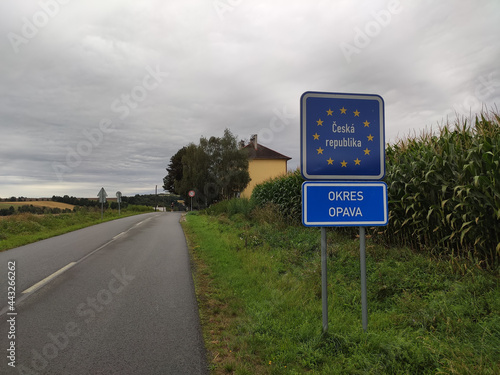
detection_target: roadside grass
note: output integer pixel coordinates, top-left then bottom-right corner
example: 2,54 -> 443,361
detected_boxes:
0,205 -> 153,252
183,211 -> 500,374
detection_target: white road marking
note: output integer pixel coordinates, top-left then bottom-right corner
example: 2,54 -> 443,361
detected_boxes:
113,232 -> 127,240
22,262 -> 77,294
1,214 -> 159,312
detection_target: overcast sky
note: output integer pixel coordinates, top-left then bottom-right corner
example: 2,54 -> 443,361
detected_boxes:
0,0 -> 499,198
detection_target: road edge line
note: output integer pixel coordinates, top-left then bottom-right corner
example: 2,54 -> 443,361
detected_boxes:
22,262 -> 77,294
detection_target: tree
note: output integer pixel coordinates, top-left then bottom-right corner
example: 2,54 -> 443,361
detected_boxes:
174,143 -> 211,206
163,146 -> 187,193
165,129 -> 250,207
199,129 -> 250,201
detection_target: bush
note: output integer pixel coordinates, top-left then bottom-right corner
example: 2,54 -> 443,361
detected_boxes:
110,202 -> 129,210
250,202 -> 286,228
205,198 -> 255,219
0,206 -> 15,216
228,198 -> 255,218
126,205 -> 153,213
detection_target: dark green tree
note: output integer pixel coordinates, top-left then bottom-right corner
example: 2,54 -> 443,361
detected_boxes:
199,128 -> 250,201
165,129 -> 250,207
174,143 -> 211,206
163,146 -> 187,193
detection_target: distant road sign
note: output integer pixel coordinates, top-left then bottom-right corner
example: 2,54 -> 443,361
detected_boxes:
300,91 -> 385,180
188,190 -> 195,198
302,181 -> 388,227
116,191 -> 122,203
98,187 -> 108,204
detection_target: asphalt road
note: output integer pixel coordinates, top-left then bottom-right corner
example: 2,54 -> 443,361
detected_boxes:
0,212 -> 208,374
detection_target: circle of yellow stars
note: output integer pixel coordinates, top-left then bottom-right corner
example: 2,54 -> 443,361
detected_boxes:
313,107 -> 374,168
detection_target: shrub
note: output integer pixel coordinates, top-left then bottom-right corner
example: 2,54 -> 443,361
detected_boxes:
0,206 -> 15,216
126,205 -> 153,213
251,202 -> 285,227
205,198 -> 255,219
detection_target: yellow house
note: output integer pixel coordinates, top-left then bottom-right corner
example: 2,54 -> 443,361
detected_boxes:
240,135 -> 291,198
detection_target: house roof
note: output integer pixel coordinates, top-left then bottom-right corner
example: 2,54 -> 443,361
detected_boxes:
242,143 -> 291,160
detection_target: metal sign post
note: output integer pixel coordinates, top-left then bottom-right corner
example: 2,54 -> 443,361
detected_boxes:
302,181 -> 387,333
321,227 -> 328,333
116,191 -> 122,216
98,187 -> 107,220
188,190 -> 195,211
300,91 -> 387,333
359,226 -> 368,332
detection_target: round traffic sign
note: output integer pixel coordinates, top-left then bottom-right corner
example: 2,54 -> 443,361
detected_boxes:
188,190 -> 195,197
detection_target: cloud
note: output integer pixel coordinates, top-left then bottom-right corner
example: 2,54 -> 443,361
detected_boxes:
0,0 -> 499,197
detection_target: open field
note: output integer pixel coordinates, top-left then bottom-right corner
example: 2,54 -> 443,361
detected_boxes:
0,201 -> 75,210
0,205 -> 153,251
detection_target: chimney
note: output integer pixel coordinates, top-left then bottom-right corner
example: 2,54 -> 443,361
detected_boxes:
250,134 -> 258,150
239,140 -> 245,149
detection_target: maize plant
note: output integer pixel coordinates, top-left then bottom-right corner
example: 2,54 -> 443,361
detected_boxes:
381,112 -> 500,268
251,169 -> 304,224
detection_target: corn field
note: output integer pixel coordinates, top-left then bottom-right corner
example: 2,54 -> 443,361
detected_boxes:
251,111 -> 500,268
382,112 -> 500,267
251,169 -> 303,223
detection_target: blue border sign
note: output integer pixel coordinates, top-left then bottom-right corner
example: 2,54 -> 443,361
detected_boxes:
300,92 -> 385,180
302,181 -> 388,227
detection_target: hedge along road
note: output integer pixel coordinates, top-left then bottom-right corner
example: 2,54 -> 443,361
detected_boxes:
0,212 -> 207,374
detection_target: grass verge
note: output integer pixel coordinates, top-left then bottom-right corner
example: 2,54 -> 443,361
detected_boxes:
0,206 -> 153,252
183,211 -> 500,374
